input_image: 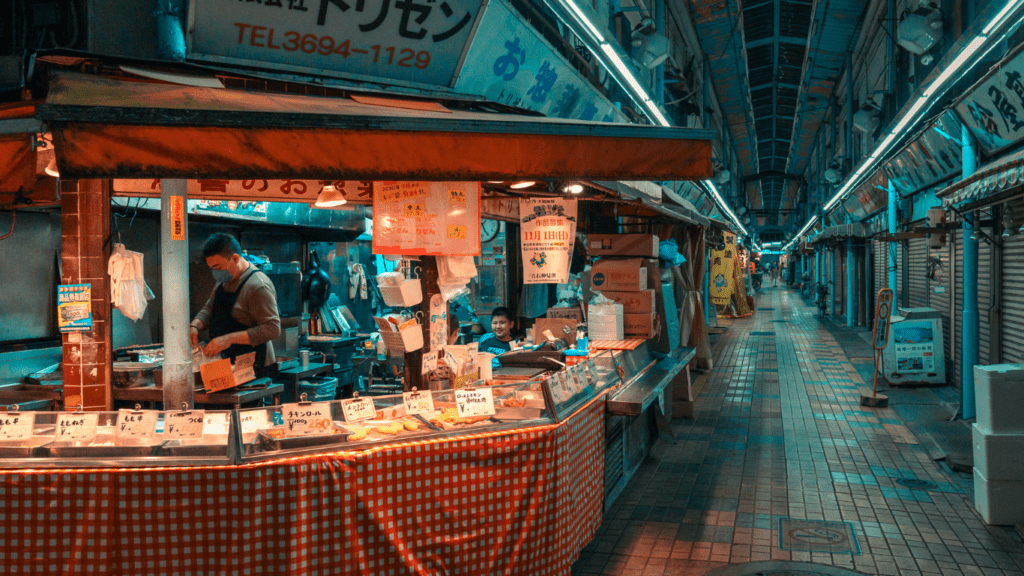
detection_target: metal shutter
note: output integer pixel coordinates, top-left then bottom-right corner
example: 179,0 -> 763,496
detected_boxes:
908,224 -> 928,308
927,235 -> 952,377
978,207 -> 993,365
1003,197 -> 1024,363
953,227 -> 964,389
837,248 -> 846,318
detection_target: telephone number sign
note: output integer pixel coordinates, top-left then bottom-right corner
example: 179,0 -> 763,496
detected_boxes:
187,0 -> 485,87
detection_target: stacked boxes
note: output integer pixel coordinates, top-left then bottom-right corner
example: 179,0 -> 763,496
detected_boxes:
972,364 -> 1024,525
586,235 -> 659,340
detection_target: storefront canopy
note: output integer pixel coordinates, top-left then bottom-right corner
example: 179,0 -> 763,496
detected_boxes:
938,148 -> 1024,207
36,72 -> 714,182
808,222 -> 866,244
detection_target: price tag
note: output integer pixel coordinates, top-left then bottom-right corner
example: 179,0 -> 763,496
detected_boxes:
164,411 -> 205,440
240,410 -> 270,435
547,376 -> 566,403
454,387 -> 496,418
0,412 -> 35,441
115,410 -> 157,440
586,358 -> 598,384
403,390 -> 435,415
282,402 -> 334,436
203,412 -> 231,436
55,413 -> 98,442
421,351 -> 438,376
341,397 -> 376,423
566,370 -> 583,395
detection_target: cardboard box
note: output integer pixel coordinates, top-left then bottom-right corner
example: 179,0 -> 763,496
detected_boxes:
623,312 -> 656,338
589,258 -> 648,291
532,318 -> 578,344
588,234 -> 659,257
596,290 -> 655,314
199,352 -> 257,392
547,306 -> 584,323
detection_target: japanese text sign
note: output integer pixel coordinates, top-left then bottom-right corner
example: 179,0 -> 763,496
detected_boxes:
164,411 -> 206,440
342,397 -> 377,422
373,181 -> 480,255
115,410 -> 158,441
187,0 -> 484,87
454,387 -> 495,418
57,284 -> 92,333
240,410 -> 270,435
55,413 -> 98,442
873,288 -> 894,350
955,48 -> 1024,154
403,390 -> 435,415
282,402 -> 334,436
0,412 -> 34,441
520,198 -> 577,284
113,179 -> 373,205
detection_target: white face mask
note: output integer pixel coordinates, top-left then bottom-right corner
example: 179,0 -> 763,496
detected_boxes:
212,268 -> 233,284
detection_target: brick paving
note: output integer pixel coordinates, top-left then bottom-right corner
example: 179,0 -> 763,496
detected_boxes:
572,288 -> 1024,576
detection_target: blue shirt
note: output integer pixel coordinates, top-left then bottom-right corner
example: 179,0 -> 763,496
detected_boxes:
478,333 -> 513,356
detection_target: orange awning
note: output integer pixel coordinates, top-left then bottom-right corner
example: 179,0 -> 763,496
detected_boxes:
38,72 -> 713,182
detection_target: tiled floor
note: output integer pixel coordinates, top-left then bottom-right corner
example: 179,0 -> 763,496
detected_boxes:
572,287 -> 1024,576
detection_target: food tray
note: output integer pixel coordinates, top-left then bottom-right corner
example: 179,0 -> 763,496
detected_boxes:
158,437 -> 230,457
41,442 -> 161,458
493,407 -> 544,420
0,438 -> 51,458
257,424 -> 351,451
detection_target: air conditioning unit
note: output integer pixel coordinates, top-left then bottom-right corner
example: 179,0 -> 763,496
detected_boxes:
632,31 -> 670,69
853,102 -> 880,135
897,7 -> 943,55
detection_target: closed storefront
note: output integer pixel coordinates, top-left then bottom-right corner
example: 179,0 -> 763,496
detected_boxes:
907,226 -> 929,308
1002,196 -> 1024,363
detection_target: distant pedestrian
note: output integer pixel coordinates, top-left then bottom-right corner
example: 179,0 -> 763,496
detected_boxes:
771,265 -> 778,287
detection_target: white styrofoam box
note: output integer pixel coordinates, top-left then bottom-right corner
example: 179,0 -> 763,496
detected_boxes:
974,467 -> 1024,525
972,424 -> 1024,481
975,364 -> 1024,434
589,303 -> 624,341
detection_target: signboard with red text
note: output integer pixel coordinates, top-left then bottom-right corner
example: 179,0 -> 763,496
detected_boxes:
113,179 -> 374,204
185,0 -> 485,87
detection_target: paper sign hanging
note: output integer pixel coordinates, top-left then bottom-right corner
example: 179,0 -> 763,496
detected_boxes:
170,195 -> 186,240
421,351 -> 438,375
520,198 -> 577,284
115,410 -> 158,440
403,390 -> 435,415
57,284 -> 92,333
282,402 -> 333,437
372,181 -> 481,256
429,294 -> 448,351
709,233 -> 736,306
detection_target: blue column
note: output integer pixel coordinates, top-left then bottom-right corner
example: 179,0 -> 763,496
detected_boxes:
888,181 -> 898,296
962,125 -> 979,420
655,0 -> 665,106
847,236 -> 854,327
830,248 -> 836,316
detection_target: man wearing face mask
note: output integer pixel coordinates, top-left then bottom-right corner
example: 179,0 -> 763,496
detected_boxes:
189,233 -> 281,377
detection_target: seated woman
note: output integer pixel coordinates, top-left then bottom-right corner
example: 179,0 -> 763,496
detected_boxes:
478,306 -> 517,355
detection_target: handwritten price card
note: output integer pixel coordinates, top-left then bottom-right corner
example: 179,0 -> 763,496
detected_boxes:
342,397 -> 377,423
240,410 -> 270,435
546,376 -> 567,403
372,181 -> 481,256
203,412 -> 231,436
0,412 -> 35,441
56,413 -> 98,442
282,402 -> 333,437
115,410 -> 158,441
403,390 -> 435,416
454,387 -> 495,418
164,411 -> 206,440
421,351 -> 438,375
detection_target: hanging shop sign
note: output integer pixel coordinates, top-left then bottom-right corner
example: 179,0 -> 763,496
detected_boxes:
372,181 -> 481,255
57,284 -> 92,333
452,0 -> 626,122
872,288 -> 893,350
113,179 -> 373,205
185,0 -> 484,88
520,198 -> 577,284
954,45 -> 1024,155
708,234 -> 735,307
881,110 -> 963,196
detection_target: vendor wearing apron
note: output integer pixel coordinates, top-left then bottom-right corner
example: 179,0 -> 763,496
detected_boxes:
189,233 -> 281,377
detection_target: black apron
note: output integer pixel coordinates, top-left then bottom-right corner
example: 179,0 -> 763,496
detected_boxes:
209,270 -> 268,377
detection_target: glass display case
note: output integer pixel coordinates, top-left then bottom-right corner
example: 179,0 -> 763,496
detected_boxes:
0,406 -> 237,468
237,382 -> 556,462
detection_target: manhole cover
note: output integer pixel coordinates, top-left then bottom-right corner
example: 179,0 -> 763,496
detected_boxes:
779,518 -> 859,554
896,478 -> 937,490
708,560 -> 870,576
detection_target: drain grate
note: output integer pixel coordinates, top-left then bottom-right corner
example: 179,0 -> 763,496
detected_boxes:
896,478 -> 937,490
758,307 -> 776,310
778,518 -> 859,554
751,331 -> 776,336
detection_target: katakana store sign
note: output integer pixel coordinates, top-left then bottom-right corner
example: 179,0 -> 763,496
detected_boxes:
186,0 -> 485,87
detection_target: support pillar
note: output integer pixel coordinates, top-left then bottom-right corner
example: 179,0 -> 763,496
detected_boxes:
962,125 -> 979,420
888,181 -> 898,296
60,179 -> 113,410
847,236 -> 854,327
655,0 -> 665,106
703,246 -> 711,324
830,248 -> 836,316
161,179 -> 194,409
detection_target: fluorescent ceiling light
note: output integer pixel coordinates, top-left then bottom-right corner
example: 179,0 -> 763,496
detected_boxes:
982,0 -> 1024,34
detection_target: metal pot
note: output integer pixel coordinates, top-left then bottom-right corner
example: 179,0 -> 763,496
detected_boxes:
112,361 -> 159,388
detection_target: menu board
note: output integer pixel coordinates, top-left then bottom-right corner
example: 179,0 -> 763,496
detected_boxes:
372,181 -> 481,256
520,198 -> 577,284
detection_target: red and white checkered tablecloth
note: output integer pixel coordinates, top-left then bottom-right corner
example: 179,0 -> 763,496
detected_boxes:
0,398 -> 605,575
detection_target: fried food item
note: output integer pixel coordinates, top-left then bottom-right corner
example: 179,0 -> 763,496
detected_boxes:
403,418 -> 419,431
502,397 -> 526,408
377,422 -> 404,435
266,428 -> 286,439
348,425 -> 368,441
